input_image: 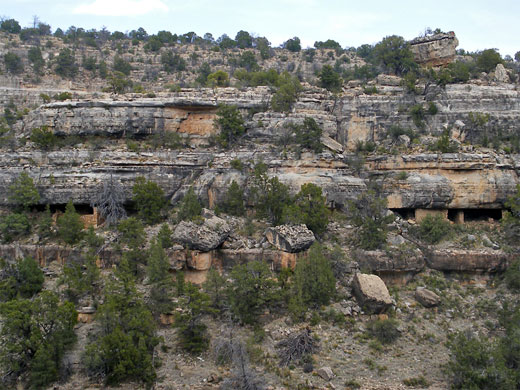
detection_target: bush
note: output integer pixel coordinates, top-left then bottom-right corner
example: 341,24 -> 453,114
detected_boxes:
55,48 -> 77,78
0,256 -> 44,301
289,243 -> 335,317
0,19 -> 21,34
271,72 -> 302,112
207,70 -> 229,87
476,49 -> 503,73
3,52 -> 24,74
284,37 -> 301,52
367,318 -> 401,344
28,47 -> 45,74
176,186 -> 202,222
107,71 -> 132,93
373,35 -> 417,75
431,129 -> 458,153
112,56 -> 132,75
409,104 -> 425,128
132,177 -> 166,224
283,183 -> 329,236
347,185 -> 394,250
505,258 -> 520,291
161,51 -> 186,73
8,172 -> 40,211
220,181 -> 245,216
318,65 -> 342,92
214,104 -> 245,147
58,200 -> 84,245
417,214 -> 451,244
0,292 -> 77,388
228,260 -> 278,324
30,126 -> 57,150
0,213 -> 30,243
293,117 -> 323,153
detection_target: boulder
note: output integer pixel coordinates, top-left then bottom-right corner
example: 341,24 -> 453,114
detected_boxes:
321,134 -> 344,153
494,63 -> 509,83
352,273 -> 393,314
409,32 -> 458,66
173,213 -> 230,252
415,287 -> 441,308
376,74 -> 402,86
316,367 -> 334,381
265,225 -> 315,253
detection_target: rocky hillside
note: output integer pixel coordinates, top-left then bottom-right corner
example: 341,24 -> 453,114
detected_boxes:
0,24 -> 520,390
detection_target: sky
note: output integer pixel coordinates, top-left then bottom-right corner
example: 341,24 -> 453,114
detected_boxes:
1,0 -> 518,57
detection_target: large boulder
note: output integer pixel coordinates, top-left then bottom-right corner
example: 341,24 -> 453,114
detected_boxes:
173,213 -> 231,252
265,225 -> 315,253
409,32 -> 458,66
494,63 -> 510,83
352,273 -> 392,314
415,287 -> 441,308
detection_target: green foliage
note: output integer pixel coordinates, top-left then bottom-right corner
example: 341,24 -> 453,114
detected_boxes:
58,200 -> 84,245
84,262 -> 158,386
0,257 -> 44,301
293,117 -> 323,153
3,52 -> 24,74
147,239 -> 170,284
30,125 -> 57,150
347,185 -> 394,250
220,180 -> 245,216
289,243 -> 335,318
177,186 -> 202,222
214,104 -> 245,147
271,72 -> 302,112
8,172 -> 40,211
175,283 -> 214,353
367,318 -> 401,344
476,49 -> 503,73
28,46 -> 45,74
238,51 -> 259,72
37,204 -> 53,239
234,68 -> 280,87
505,258 -> 520,291
195,62 -> 212,86
373,35 -> 417,75
118,217 -> 146,249
161,51 -> 186,73
314,39 -> 342,51
409,104 -> 425,128
107,71 -> 132,93
431,130 -> 458,153
0,291 -> 77,388
251,162 -> 292,225
283,183 -> 329,236
113,55 -> 132,75
203,268 -> 228,310
318,65 -> 343,92
427,101 -> 438,115
388,125 -> 417,141
504,184 -> 520,241
235,30 -> 253,49
60,253 -> 100,302
0,19 -> 21,34
157,223 -> 173,248
144,36 -> 163,52
0,212 -> 30,243
228,260 -> 278,324
284,37 -> 301,52
132,176 -> 166,224
55,48 -> 77,78
417,214 -> 452,244
207,70 -> 229,87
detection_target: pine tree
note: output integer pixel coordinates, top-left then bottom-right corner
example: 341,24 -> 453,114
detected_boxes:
221,181 -> 245,216
177,186 -> 202,222
8,172 -> 40,211
58,200 -> 84,245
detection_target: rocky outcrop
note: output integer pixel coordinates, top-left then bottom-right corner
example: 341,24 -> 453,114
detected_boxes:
409,32 -> 459,66
354,249 -> 425,273
173,213 -> 231,252
352,273 -> 393,314
265,225 -> 315,253
415,287 -> 441,308
425,249 -> 511,272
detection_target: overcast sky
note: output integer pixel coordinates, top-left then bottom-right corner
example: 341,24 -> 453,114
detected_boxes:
2,0 -> 518,56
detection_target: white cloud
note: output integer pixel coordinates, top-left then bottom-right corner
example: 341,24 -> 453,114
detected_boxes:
73,0 -> 168,16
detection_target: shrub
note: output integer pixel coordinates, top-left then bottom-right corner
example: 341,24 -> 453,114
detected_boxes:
284,37 -> 301,52
347,184 -> 394,250
8,172 -> 40,211
0,213 -> 30,243
30,126 -> 57,150
132,177 -> 166,224
318,65 -> 342,92
293,117 -> 323,153
409,104 -> 425,128
239,51 -> 259,72
214,104 -> 245,147
417,214 -> 451,244
55,48 -> 77,78
161,51 -> 186,73
0,256 -> 44,301
505,258 -> 520,291
367,318 -> 401,344
176,186 -> 202,222
207,70 -> 229,87
117,217 -> 146,249
431,129 -> 457,153
271,72 -> 302,112
3,52 -> 24,74
228,260 -> 278,324
28,47 -> 45,74
427,101 -> 438,115
373,35 -> 417,75
476,49 -> 503,73
504,184 -> 520,241
107,71 -> 132,93
112,56 -> 132,75
220,181 -> 245,216
0,19 -> 21,34
283,183 -> 329,236
58,200 -> 84,245
289,243 -> 335,317
157,223 -> 173,248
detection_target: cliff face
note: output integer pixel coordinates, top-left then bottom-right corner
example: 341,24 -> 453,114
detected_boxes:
410,32 -> 459,66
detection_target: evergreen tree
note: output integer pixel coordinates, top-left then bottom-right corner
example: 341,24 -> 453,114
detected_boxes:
8,172 -> 40,211
57,200 -> 84,245
132,177 -> 166,224
157,223 -> 173,248
318,65 -> 342,92
0,256 -> 44,301
177,186 -> 202,222
203,268 -> 228,310
214,105 -> 245,148
220,180 -> 245,216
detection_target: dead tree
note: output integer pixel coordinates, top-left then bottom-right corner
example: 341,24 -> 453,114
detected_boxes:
220,342 -> 264,390
91,175 -> 126,226
276,327 -> 319,367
